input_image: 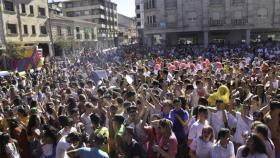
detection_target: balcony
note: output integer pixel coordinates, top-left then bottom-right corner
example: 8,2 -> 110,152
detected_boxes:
209,18 -> 225,26
231,18 -> 248,25
145,23 -> 159,29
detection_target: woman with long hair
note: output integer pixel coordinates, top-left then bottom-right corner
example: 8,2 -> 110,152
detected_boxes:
236,133 -> 268,158
152,118 -> 178,158
189,125 -> 215,158
253,124 -> 275,158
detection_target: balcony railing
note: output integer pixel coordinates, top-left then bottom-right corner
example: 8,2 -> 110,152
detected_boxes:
231,18 -> 248,25
209,18 -> 225,26
145,23 -> 159,29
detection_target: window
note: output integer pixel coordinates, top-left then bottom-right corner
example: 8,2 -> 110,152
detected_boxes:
4,1 -> 14,11
137,22 -> 141,26
57,26 -> 62,36
187,12 -> 197,22
38,7 -> 46,16
21,4 -> 26,13
65,2 -> 73,8
67,27 -> 72,36
32,25 -> 36,34
40,26 -> 47,34
147,0 -> 156,9
257,8 -> 268,18
76,27 -> 80,32
23,25 -> 28,34
137,13 -> 141,18
30,5 -> 34,15
136,5 -> 140,10
85,33 -> 89,39
152,15 -> 156,23
7,24 -> 17,34
76,34 -> 81,39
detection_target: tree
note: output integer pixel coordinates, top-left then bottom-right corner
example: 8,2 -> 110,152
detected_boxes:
54,38 -> 72,56
0,42 -> 23,70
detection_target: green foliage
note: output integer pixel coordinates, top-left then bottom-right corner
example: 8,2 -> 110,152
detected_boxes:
1,42 -> 23,58
55,38 -> 71,49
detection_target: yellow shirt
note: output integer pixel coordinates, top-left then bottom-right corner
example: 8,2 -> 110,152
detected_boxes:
95,127 -> 109,153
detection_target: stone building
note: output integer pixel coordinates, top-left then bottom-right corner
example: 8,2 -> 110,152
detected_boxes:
50,14 -> 98,56
118,13 -> 137,45
144,0 -> 280,47
60,0 -> 118,49
0,0 -> 52,56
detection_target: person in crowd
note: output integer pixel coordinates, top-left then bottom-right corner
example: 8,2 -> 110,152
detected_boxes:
212,128 -> 235,158
121,126 -> 144,158
90,113 -> 109,153
253,123 -> 275,158
67,134 -> 109,158
169,98 -> 189,158
0,132 -> 21,158
152,118 -> 178,158
188,106 -> 209,145
189,125 -> 215,158
236,133 -> 268,158
55,132 -> 80,158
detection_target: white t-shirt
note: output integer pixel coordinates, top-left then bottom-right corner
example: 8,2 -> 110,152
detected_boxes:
58,127 -> 77,137
233,112 -> 252,144
210,110 -> 225,137
236,145 -> 268,158
188,120 -> 209,141
211,141 -> 235,158
5,143 -> 20,158
56,136 -> 71,158
190,138 -> 214,158
80,113 -> 93,135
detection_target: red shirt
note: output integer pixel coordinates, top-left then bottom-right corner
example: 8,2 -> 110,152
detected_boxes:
145,126 -> 161,158
158,132 -> 178,158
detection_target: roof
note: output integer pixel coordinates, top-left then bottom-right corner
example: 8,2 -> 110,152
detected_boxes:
50,15 -> 96,25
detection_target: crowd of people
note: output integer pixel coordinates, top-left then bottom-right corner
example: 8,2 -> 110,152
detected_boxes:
0,43 -> 280,158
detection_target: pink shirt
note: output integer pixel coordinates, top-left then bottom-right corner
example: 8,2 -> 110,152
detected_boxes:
158,132 -> 178,158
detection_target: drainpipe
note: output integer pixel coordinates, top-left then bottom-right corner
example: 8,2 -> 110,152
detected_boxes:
47,0 -> 55,56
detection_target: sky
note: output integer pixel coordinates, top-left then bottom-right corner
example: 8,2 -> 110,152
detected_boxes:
112,0 -> 135,18
49,0 -> 136,18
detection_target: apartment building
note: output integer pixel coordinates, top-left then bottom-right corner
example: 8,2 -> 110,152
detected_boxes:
0,0 -> 52,56
144,0 -> 280,47
135,0 -> 144,41
60,0 -> 118,49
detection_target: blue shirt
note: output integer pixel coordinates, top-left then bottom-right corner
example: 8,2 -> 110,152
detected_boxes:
77,147 -> 109,158
169,108 -> 189,143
